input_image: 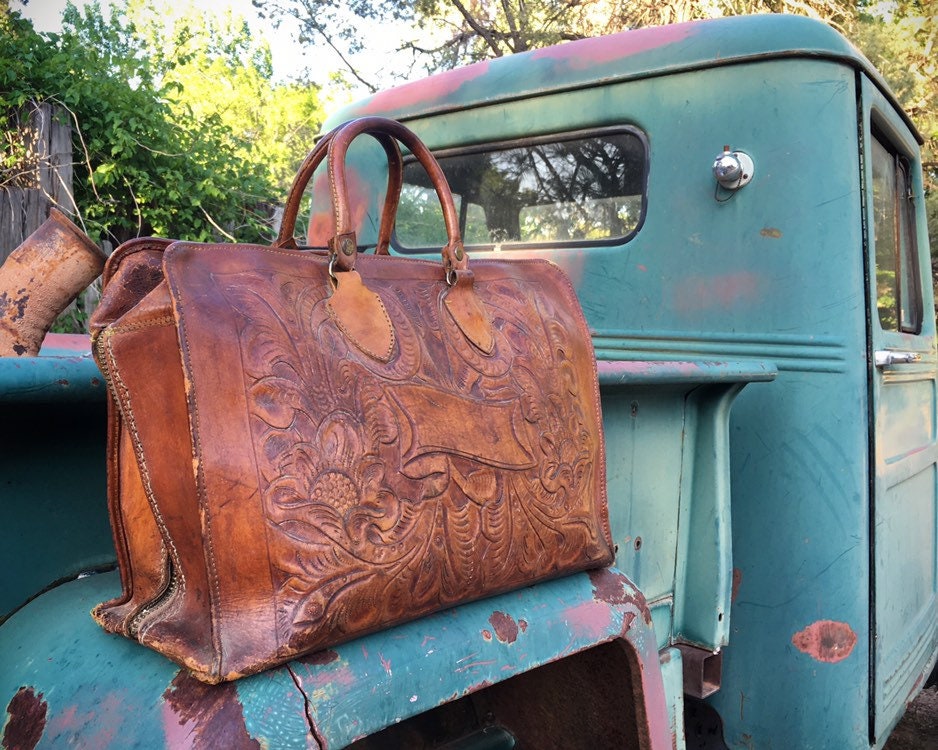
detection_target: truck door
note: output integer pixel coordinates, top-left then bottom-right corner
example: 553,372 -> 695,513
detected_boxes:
862,76 -> 938,743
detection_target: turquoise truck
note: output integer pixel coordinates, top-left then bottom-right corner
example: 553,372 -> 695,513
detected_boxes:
2,13 -> 935,749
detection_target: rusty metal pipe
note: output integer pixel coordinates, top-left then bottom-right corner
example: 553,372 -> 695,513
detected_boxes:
0,208 -> 105,357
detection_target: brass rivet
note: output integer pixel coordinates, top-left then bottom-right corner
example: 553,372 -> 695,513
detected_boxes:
341,238 -> 355,256
454,244 -> 464,261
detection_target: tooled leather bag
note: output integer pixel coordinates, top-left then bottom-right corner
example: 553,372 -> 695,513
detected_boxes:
89,116 -> 613,684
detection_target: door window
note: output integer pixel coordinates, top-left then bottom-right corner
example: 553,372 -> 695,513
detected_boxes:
871,134 -> 922,333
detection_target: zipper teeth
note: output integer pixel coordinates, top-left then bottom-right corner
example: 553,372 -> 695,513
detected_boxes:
129,562 -> 178,638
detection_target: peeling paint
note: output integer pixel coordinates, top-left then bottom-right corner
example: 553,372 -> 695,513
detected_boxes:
2,687 -> 47,750
589,567 -> 644,610
791,620 -> 857,664
760,227 -> 783,239
481,629 -> 493,641
489,611 -> 520,644
162,670 -> 261,749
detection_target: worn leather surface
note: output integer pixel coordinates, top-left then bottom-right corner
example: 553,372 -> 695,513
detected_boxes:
90,117 -> 612,683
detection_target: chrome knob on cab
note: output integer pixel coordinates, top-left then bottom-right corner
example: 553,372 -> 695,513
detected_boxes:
712,146 -> 754,190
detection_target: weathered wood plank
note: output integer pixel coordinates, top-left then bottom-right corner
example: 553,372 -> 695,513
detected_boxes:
1,103 -> 76,262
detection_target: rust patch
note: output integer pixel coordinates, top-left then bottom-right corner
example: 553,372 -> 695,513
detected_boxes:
162,671 -> 261,749
731,568 -> 742,603
0,291 -> 29,321
489,611 -> 519,644
792,620 -> 857,664
760,227 -> 783,239
3,687 -> 47,750
589,567 -> 643,608
481,629 -> 493,641
518,619 -> 528,633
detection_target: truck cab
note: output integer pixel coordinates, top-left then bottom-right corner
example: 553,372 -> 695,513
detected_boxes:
2,13 -> 935,749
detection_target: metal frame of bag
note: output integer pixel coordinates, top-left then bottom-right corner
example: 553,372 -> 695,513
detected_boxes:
89,116 -> 613,683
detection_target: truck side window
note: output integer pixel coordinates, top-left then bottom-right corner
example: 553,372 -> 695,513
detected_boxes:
871,134 -> 922,333
395,129 -> 647,250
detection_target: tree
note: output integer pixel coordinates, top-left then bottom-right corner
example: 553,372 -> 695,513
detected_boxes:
255,0 -> 936,256
850,4 -> 937,245
1,0 -> 323,247
252,0 -> 858,92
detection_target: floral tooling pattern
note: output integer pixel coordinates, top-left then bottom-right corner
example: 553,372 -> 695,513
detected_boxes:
222,268 -> 607,651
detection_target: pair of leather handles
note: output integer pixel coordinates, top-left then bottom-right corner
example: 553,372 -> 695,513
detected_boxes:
275,117 -> 468,278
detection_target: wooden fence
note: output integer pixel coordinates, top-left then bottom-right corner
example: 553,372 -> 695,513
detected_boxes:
1,102 -> 76,262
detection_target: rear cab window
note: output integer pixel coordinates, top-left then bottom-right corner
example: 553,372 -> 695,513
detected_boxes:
393,128 -> 648,252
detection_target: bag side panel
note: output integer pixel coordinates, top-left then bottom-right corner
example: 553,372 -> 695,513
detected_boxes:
102,282 -> 217,678
91,240 -> 174,634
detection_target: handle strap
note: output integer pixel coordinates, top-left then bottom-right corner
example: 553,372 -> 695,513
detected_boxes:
275,129 -> 403,254
326,117 -> 468,276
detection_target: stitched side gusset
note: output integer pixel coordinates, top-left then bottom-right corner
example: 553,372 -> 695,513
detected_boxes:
103,334 -> 186,624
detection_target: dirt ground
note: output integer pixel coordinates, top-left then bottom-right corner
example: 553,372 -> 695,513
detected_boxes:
884,685 -> 938,750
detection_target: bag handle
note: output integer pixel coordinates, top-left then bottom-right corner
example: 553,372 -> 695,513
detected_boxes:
275,129 -> 404,254
326,117 -> 468,280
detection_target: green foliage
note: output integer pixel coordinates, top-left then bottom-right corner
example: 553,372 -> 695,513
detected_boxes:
253,0 -> 862,90
850,7 -> 938,254
1,1 -> 323,247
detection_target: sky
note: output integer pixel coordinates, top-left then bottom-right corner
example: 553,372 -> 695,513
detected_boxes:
17,0 -> 320,84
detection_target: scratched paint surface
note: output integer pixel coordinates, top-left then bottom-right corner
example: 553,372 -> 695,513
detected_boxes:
289,567 -> 671,749
0,572 -> 311,749
0,333 -> 105,402
1,569 -> 672,749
